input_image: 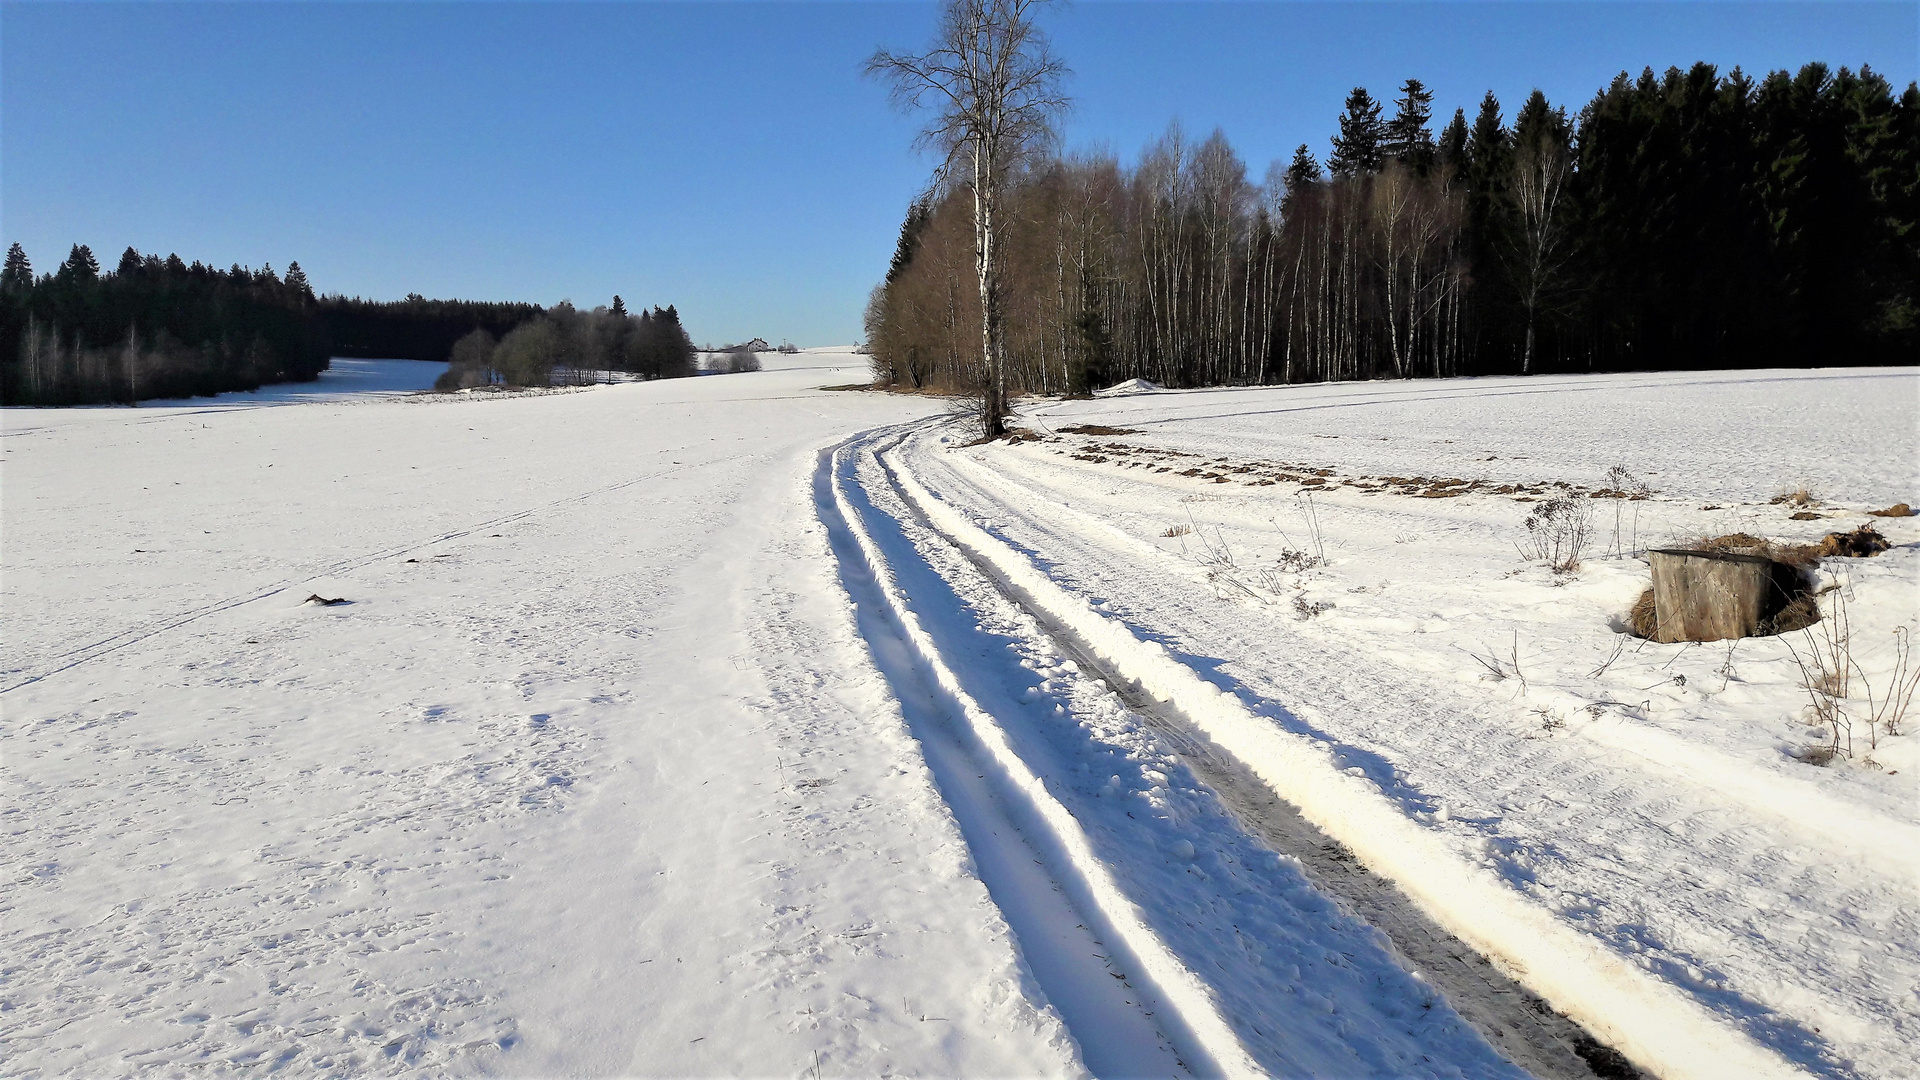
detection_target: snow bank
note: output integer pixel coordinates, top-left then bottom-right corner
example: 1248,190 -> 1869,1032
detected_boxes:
1095,378 -> 1162,397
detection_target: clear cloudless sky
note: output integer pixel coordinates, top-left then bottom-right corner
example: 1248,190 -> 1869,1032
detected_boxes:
4,1 -> 1914,347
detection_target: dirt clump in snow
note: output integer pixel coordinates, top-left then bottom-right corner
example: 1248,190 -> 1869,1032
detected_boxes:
1057,424 -> 1141,436
1867,502 -> 1913,517
1809,523 -> 1893,558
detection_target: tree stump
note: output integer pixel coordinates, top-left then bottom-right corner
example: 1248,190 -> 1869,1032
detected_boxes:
1647,549 -> 1804,643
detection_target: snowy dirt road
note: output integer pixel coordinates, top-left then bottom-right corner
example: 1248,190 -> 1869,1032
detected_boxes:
6,359 -> 1914,1078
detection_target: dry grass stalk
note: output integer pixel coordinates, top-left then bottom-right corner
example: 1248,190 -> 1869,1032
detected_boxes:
1628,587 -> 1659,639
1864,626 -> 1919,741
1784,590 -> 1920,762
1784,591 -> 1854,762
1603,465 -> 1651,555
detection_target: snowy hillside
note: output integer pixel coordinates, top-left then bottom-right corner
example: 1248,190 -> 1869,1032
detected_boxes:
4,359 -> 1915,1078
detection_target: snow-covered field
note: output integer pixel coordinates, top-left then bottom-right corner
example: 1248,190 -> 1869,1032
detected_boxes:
4,359 -> 1915,1078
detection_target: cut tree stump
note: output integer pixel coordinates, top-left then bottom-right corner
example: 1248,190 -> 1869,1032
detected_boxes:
1647,549 -> 1803,643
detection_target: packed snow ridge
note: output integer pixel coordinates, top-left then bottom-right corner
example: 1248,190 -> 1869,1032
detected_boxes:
4,355 -> 1915,1079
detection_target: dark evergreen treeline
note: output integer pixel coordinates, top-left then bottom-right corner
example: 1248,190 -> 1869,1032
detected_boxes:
316,294 -> 543,366
867,62 -> 1918,395
1,244 -> 331,404
1,243 -> 700,404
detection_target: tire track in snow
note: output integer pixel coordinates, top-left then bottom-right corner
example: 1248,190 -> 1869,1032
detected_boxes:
880,423 -> 1810,1080
1,458 -> 727,695
863,433 -> 1633,1080
817,434 -> 1260,1078
917,424 -> 1919,1078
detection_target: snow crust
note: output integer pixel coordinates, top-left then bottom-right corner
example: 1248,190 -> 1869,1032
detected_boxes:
2,355 -> 1078,1075
9,357 -> 1913,1078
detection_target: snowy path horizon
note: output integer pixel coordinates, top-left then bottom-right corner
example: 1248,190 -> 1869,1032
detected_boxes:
7,359 -> 1914,1078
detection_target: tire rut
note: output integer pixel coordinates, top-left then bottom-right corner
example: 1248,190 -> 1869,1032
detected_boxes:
871,423 -> 1641,1080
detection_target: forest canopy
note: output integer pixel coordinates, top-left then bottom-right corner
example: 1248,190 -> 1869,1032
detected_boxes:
866,62 -> 1919,395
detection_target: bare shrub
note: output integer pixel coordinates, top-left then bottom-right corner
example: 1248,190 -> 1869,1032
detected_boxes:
1866,626 -> 1919,740
1785,592 -> 1854,761
1521,491 -> 1594,572
1782,591 -> 1918,762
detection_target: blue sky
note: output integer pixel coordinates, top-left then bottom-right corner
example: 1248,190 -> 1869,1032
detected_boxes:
4,2 -> 1914,347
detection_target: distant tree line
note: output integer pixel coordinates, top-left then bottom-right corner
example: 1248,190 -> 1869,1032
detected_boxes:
318,294 -> 543,366
434,297 -> 697,389
1,244 -> 700,404
867,62 -> 1918,395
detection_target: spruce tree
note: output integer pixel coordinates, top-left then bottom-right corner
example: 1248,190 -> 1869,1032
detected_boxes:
1,243 -> 29,293
1438,108 -> 1470,182
1329,87 -> 1386,175
611,294 -> 627,317
63,244 -> 100,281
284,261 -> 312,300
1468,93 -> 1508,166
118,246 -> 143,276
1384,78 -> 1436,173
1283,143 -> 1323,190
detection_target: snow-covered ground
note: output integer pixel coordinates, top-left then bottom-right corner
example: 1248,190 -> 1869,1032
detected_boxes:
882,367 -> 1916,1080
4,359 -> 1915,1078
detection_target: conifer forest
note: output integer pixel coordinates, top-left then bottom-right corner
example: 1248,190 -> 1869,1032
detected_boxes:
0,245 -> 694,405
866,63 -> 1919,395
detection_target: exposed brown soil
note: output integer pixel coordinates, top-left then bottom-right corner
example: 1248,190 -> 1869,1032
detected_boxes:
1810,524 -> 1892,558
1868,502 -> 1914,517
1056,424 -> 1141,436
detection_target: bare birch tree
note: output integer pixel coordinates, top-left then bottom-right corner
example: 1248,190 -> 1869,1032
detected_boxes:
867,0 -> 1068,437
